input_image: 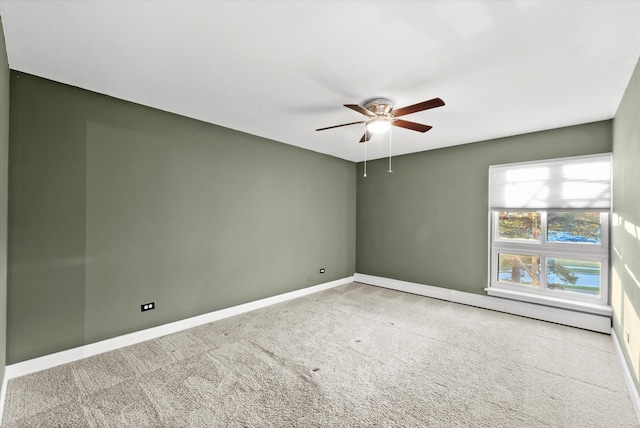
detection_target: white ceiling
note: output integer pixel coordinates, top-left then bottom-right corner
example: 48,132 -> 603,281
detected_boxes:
1,1 -> 639,162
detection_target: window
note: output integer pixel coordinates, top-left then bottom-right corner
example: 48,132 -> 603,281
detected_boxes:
491,210 -> 608,305
487,154 -> 611,311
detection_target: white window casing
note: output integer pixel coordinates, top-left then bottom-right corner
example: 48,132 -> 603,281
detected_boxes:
487,153 -> 612,314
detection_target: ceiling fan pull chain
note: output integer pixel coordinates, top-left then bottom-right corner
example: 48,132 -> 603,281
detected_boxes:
364,127 -> 368,178
388,126 -> 393,173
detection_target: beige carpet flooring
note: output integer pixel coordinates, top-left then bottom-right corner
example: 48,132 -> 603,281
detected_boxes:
2,282 -> 638,427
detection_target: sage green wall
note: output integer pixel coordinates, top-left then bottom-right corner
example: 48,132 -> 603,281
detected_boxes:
0,17 -> 10,385
357,121 -> 612,293
612,56 -> 640,396
8,72 -> 356,363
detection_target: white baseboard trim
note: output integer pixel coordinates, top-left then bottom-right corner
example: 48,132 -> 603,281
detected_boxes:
0,369 -> 8,426
612,327 -> 640,424
4,276 -> 353,381
353,273 -> 611,333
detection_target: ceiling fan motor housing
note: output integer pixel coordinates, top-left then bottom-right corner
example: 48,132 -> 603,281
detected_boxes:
360,97 -> 396,116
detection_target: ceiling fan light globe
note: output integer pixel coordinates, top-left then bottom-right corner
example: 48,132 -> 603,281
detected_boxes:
366,119 -> 391,134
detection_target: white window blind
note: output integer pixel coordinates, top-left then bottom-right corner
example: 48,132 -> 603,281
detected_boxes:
489,153 -> 611,211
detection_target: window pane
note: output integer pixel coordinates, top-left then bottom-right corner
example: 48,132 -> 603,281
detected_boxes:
546,258 -> 600,296
497,212 -> 541,241
547,212 -> 601,244
498,253 -> 540,286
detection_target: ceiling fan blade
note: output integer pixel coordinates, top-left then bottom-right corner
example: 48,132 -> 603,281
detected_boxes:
392,98 -> 445,117
392,119 -> 433,133
344,104 -> 376,117
359,132 -> 372,143
316,121 -> 365,131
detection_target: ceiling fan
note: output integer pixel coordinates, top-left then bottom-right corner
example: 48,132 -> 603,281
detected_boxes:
316,96 -> 445,143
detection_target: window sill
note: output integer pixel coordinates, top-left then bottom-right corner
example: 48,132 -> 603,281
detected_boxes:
485,287 -> 612,317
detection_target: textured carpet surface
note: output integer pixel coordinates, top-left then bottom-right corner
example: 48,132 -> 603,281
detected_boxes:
2,282 -> 637,427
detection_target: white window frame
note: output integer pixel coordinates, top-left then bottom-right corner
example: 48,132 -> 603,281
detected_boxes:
488,210 -> 609,311
486,153 -> 612,315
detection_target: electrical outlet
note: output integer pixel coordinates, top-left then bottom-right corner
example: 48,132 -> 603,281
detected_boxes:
319,268 -> 325,274
141,302 -> 155,312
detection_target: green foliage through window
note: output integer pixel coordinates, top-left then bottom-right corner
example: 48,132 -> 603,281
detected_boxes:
497,212 -> 541,240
